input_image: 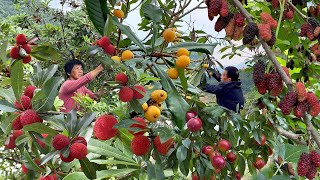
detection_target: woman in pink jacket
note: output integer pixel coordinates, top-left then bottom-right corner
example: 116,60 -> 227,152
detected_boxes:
58,59 -> 104,112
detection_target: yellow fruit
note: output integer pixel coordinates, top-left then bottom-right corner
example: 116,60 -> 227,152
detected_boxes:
203,64 -> 209,69
176,33 -> 182,38
172,28 -> 177,32
142,103 -> 148,111
167,68 -> 179,79
111,56 -> 121,62
151,90 -> 167,103
121,50 -> 134,60
163,29 -> 176,42
177,48 -> 189,57
114,9 -> 124,19
186,96 -> 191,100
144,106 -> 161,122
176,55 -> 190,69
151,102 -> 163,111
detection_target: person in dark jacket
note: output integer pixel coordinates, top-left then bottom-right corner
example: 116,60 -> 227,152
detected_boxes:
202,66 -> 244,112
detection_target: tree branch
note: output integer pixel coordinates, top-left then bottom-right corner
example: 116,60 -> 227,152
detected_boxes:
276,126 -> 307,145
287,1 -> 307,20
303,116 -> 320,148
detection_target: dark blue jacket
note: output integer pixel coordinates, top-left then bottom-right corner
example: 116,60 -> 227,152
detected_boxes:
205,81 -> 244,112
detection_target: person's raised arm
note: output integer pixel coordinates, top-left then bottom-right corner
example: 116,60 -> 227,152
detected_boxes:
90,64 -> 104,79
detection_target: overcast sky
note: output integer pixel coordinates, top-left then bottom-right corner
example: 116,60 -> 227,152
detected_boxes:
49,0 -> 248,68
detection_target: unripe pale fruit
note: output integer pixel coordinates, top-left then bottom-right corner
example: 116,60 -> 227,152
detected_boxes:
186,111 -> 197,122
253,157 -> 265,169
226,151 -> 237,163
114,9 -> 125,19
167,68 -> 179,79
163,29 -> 176,42
176,55 -> 190,69
211,155 -> 226,169
177,48 -> 189,57
111,56 -> 121,62
217,139 -> 231,152
121,50 -> 134,60
144,105 -> 161,122
187,118 -> 202,132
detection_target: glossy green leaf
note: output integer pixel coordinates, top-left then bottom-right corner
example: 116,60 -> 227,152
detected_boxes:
31,64 -> 58,88
284,144 -> 308,163
91,159 -> 139,166
114,119 -> 136,129
32,77 -> 63,112
0,113 -> 18,136
31,44 -> 60,62
76,112 -> 97,136
147,162 -> 165,180
88,139 -> 135,163
271,175 -> 291,180
40,150 -> 59,165
112,17 -> 146,52
23,123 -> 59,135
176,145 -> 187,162
84,0 -> 109,35
182,138 -> 191,149
24,150 -> 46,172
153,127 -> 174,143
63,172 -> 89,180
0,41 -> 8,65
0,87 -> 15,103
166,42 -> 217,54
177,68 -> 187,92
11,60 -> 23,101
79,158 -> 97,179
97,169 -> 137,179
189,68 -> 205,87
104,15 -> 114,37
0,99 -> 17,112
154,64 -> 190,129
117,129 -> 134,149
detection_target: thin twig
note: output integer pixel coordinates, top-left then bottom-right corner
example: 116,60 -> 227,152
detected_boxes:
276,126 -> 307,145
287,1 -> 308,20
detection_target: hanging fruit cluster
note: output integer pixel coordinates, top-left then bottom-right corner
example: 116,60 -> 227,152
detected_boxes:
10,34 -> 33,64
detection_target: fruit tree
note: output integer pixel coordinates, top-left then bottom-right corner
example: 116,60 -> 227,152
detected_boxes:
0,0 -> 320,179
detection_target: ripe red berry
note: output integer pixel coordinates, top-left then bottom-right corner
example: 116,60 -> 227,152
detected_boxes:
10,46 -> 20,59
12,116 -> 23,130
132,85 -> 146,99
119,86 -> 134,102
254,134 -> 266,146
211,155 -> 226,169
115,73 -> 128,85
218,139 -> 231,152
16,34 -> 27,45
104,44 -> 115,55
226,151 -> 237,163
52,134 -> 70,150
20,109 -> 42,126
22,55 -> 32,64
23,85 -> 36,99
129,117 -> 147,135
253,157 -> 265,169
154,136 -> 174,155
21,44 -> 31,54
70,143 -> 88,160
202,145 -> 214,156
60,153 -> 74,162
93,114 -> 118,140
4,135 -> 16,149
186,111 -> 197,122
71,136 -> 87,146
98,36 -> 110,48
131,135 -> 150,156
14,95 -> 32,110
297,152 -> 311,176
187,118 -> 202,132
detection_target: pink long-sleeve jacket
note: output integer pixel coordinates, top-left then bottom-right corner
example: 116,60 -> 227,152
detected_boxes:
58,72 -> 94,112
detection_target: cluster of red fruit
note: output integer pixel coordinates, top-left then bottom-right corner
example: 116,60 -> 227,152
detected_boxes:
4,130 -> 23,149
115,73 -> 146,102
258,12 -> 277,46
206,0 -> 229,21
253,61 -> 289,96
278,82 -> 320,117
308,4 -> 320,17
131,134 -> 174,156
12,85 -> 42,129
297,151 -> 320,179
300,17 -> 320,41
52,134 -> 88,162
93,114 -> 118,140
185,111 -> 202,132
224,12 -> 246,41
93,36 -> 115,55
10,34 -> 33,63
199,139 -> 241,179
309,43 -> 320,62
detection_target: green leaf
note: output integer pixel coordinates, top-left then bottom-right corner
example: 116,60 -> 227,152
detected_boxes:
177,68 -> 187,92
271,175 -> 291,180
31,44 -> 60,62
238,154 -> 246,176
76,112 -> 97,136
176,145 -> 187,162
96,169 -> 137,179
63,172 -> 89,180
67,109 -> 78,137
166,42 -> 217,54
147,162 -> 165,180
0,87 -> 15,103
91,159 -> 139,166
0,99 -> 17,112
0,113 -> 18,136
84,0 -> 109,36
0,41 -> 8,65
31,64 -> 59,88
114,119 -> 136,129
88,139 -> 135,163
153,127 -> 174,143
11,60 -> 24,101
104,15 -> 114,37
32,77 -> 63,112
117,129 -> 134,149
40,150 -> 59,165
182,138 -> 191,149
154,64 -> 190,129
23,123 -> 59,135
112,17 -> 147,52
24,150 -> 45,172
79,158 -> 97,179
128,99 -> 143,114
189,68 -> 205,87
141,4 -> 162,23
284,144 -> 308,163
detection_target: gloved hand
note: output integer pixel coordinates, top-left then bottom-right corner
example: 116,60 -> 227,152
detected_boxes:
207,67 -> 221,82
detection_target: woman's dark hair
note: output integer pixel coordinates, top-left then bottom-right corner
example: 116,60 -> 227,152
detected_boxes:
64,59 -> 84,78
225,66 -> 239,81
